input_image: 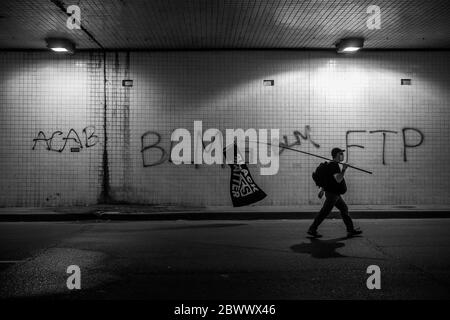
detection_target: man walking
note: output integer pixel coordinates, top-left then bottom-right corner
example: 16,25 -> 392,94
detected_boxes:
308,147 -> 362,238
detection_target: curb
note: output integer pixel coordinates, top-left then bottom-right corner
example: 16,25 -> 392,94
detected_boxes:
0,210 -> 450,222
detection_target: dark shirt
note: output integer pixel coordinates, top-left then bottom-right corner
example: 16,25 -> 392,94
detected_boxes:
324,162 -> 347,195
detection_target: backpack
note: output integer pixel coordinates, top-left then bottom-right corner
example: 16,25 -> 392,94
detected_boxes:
312,162 -> 329,188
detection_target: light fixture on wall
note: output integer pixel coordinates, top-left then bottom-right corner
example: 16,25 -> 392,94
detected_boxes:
336,38 -> 364,54
45,38 -> 76,54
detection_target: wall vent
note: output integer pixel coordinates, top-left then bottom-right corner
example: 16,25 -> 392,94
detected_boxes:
401,79 -> 412,85
122,79 -> 134,87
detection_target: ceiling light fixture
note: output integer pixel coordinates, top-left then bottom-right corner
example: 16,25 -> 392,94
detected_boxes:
336,38 -> 364,54
46,38 -> 76,54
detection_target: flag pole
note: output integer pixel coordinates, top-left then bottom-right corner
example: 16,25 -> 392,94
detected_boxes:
253,140 -> 373,175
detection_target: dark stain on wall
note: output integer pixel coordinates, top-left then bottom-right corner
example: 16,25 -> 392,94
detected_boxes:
123,52 -> 132,191
100,51 -> 111,203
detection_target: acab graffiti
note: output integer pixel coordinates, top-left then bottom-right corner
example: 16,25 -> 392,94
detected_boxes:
32,126 -> 98,152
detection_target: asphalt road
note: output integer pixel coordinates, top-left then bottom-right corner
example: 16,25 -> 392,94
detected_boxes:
0,219 -> 449,300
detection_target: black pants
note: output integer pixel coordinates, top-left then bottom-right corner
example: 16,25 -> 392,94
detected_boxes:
309,191 -> 354,232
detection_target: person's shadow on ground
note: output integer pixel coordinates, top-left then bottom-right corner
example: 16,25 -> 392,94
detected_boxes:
290,237 -> 351,259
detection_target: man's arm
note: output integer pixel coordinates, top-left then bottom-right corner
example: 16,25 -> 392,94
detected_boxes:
334,163 -> 348,183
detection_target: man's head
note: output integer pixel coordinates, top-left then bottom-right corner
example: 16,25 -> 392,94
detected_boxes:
331,147 -> 345,162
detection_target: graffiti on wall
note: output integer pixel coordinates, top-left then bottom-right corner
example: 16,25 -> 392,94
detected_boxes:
346,128 -> 424,164
141,126 -> 320,168
32,126 -> 98,152
141,126 -> 425,168
141,129 -> 227,168
141,131 -> 167,167
279,126 -> 320,154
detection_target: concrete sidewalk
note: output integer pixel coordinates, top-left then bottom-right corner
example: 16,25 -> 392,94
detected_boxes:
1,204 -> 450,221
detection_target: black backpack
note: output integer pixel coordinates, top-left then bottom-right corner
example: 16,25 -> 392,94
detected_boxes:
312,162 -> 329,188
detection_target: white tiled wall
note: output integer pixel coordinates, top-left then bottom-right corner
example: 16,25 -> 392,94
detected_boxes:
1,50 -> 449,207
0,52 -> 104,206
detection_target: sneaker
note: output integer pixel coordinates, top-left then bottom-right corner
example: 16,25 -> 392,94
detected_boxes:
307,229 -> 323,238
347,228 -> 363,237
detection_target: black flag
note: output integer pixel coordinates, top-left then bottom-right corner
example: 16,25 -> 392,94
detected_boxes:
224,144 -> 267,207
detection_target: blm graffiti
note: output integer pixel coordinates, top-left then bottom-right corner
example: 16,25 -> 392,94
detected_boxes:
279,125 -> 320,154
141,126 -> 320,168
224,144 -> 267,207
